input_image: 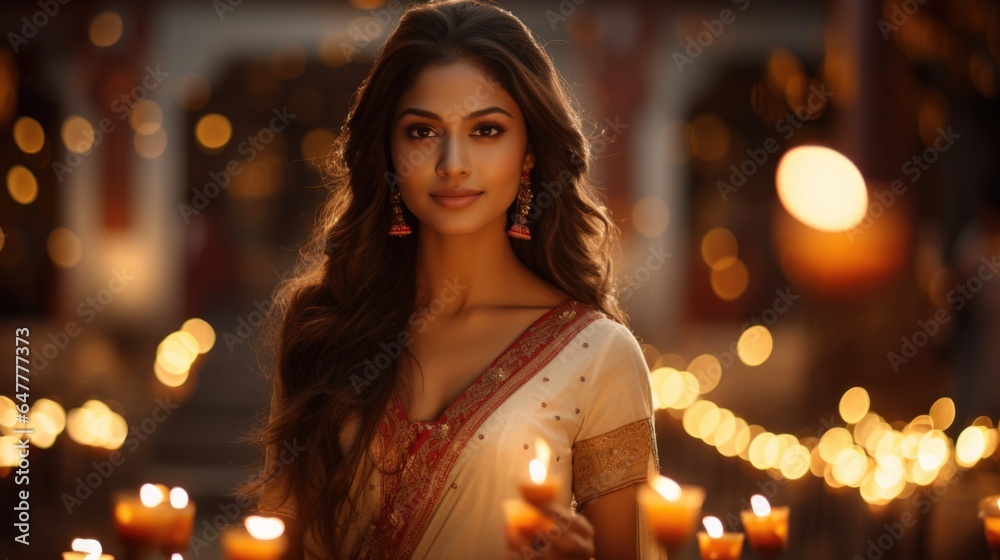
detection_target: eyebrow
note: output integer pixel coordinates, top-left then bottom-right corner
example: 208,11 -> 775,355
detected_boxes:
395,106 -> 514,122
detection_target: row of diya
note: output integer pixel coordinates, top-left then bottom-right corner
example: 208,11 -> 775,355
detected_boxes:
509,439 -> 1000,559
63,483 -> 288,560
504,438 -> 789,559
63,438 -> 1000,560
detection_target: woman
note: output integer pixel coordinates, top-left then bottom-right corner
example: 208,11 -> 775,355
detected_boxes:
239,1 -> 665,558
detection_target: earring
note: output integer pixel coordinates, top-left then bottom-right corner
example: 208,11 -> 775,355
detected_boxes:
507,169 -> 532,240
388,181 -> 412,237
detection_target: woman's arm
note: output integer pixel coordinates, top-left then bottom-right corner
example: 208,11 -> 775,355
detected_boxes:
579,484 -> 639,560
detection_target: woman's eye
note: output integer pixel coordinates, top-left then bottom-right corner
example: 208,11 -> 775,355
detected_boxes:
472,123 -> 505,137
407,126 -> 437,139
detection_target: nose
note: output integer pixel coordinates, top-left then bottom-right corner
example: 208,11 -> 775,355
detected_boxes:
436,135 -> 470,179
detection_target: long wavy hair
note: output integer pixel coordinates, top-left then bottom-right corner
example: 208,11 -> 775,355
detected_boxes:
237,1 -> 627,556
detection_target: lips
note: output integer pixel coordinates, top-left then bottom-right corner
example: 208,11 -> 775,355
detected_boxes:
430,187 -> 484,197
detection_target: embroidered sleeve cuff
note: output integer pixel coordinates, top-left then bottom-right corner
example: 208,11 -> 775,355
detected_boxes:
572,417 -> 654,506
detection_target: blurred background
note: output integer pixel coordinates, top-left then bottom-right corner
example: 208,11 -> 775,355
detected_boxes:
1,0 -> 999,558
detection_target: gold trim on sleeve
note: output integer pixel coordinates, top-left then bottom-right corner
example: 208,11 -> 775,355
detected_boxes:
573,417 -> 654,506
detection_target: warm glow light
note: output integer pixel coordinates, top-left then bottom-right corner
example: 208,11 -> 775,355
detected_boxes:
686,114 -> 730,162
245,516 -> 285,540
181,318 -> 216,353
702,516 -> 724,539
928,397 -> 956,431
700,228 -> 738,270
140,483 -> 165,507
688,354 -> 723,394
535,438 -> 551,467
780,444 -> 811,479
62,116 -> 95,154
710,257 -> 749,300
71,538 -> 102,559
776,146 -> 868,232
650,475 -> 682,502
129,100 -> 163,135
736,325 -> 773,367
135,128 -> 168,159
750,494 -> 771,516
47,227 -> 83,268
154,361 -> 190,388
956,425 -> 987,467
195,113 -> 232,151
169,487 -> 189,509
632,195 -> 671,238
89,11 -> 123,47
7,165 -> 38,204
839,387 -> 870,424
13,116 -> 45,154
659,369 -> 700,410
528,460 -> 547,485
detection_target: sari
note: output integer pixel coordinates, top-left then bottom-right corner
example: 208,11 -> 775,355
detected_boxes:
304,299 -> 667,559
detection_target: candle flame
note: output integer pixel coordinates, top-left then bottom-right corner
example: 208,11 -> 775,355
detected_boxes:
171,554 -> 183,560
140,483 -> 165,507
750,494 -> 771,516
703,516 -> 724,539
535,437 -> 551,466
71,538 -> 102,560
169,487 -> 189,509
996,497 -> 1000,509
528,459 -> 547,484
650,474 -> 682,502
245,515 -> 285,540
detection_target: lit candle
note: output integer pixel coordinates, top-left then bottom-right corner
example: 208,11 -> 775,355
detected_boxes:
697,516 -> 744,560
221,516 -> 289,560
162,487 -> 197,554
739,494 -> 788,558
980,495 -> 1000,556
62,538 -> 115,560
637,474 -> 706,553
519,438 -> 560,505
113,483 -> 196,554
113,483 -> 173,548
502,498 -> 556,547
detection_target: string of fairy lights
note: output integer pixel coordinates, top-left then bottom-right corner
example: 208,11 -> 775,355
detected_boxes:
644,326 -> 999,506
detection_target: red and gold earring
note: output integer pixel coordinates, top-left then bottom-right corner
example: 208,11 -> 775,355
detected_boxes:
507,169 -> 532,240
388,181 -> 412,237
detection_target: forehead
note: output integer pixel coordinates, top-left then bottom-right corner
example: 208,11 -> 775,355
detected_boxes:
395,60 -> 522,122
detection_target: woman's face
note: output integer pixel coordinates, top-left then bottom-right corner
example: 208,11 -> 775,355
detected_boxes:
389,60 -> 534,236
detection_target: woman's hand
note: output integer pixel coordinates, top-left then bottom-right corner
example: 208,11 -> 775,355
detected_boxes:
504,501 -> 596,560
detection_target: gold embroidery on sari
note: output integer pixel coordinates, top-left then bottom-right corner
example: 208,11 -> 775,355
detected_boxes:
573,416 -> 655,506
